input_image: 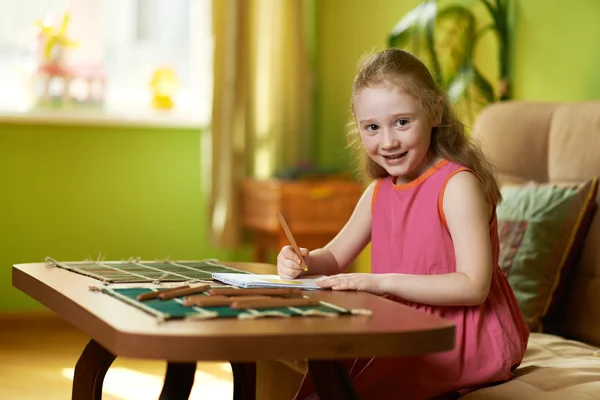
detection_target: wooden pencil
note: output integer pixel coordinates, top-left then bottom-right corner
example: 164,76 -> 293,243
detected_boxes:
183,295 -> 271,307
277,212 -> 308,272
136,284 -> 191,301
230,297 -> 320,310
158,284 -> 211,300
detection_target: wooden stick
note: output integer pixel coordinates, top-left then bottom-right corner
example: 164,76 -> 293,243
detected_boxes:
183,295 -> 232,307
277,212 -> 308,271
230,297 -> 320,310
136,284 -> 190,301
183,295 -> 271,308
158,284 -> 211,300
207,288 -> 303,297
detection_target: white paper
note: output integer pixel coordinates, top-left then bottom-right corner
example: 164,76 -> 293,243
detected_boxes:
211,273 -> 327,290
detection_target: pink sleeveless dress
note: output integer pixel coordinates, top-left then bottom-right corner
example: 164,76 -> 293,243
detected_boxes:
295,159 -> 529,400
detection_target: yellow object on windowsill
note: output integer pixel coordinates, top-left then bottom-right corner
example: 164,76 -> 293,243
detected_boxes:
150,67 -> 179,110
36,12 -> 78,67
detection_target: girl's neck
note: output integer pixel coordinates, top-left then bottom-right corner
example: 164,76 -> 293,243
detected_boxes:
393,152 -> 443,185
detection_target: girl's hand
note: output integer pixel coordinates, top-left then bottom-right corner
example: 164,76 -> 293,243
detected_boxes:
317,273 -> 385,295
277,245 -> 310,279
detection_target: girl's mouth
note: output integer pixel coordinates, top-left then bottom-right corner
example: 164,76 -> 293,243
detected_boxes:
383,151 -> 408,160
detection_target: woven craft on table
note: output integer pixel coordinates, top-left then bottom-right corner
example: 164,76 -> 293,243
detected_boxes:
45,256 -> 250,284
92,287 -> 372,323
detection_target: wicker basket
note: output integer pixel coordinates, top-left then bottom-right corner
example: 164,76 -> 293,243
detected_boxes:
241,178 -> 364,235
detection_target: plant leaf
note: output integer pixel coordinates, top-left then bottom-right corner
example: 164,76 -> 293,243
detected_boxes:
388,0 -> 440,81
434,6 -> 476,87
388,1 -> 437,48
477,0 -> 500,28
447,63 -> 495,124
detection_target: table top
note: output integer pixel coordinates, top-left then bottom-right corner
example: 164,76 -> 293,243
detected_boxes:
12,261 -> 455,362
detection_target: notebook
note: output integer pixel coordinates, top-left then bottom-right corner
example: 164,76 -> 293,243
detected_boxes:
211,273 -> 327,290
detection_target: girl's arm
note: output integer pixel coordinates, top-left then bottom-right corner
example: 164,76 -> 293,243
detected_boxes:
318,171 -> 493,307
277,180 -> 375,277
378,171 -> 494,306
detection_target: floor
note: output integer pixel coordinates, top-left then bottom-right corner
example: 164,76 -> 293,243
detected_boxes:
0,315 -> 234,400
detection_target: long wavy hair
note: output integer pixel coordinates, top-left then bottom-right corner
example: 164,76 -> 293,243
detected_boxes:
347,48 -> 502,203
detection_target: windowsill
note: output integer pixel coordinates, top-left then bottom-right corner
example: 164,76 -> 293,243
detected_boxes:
0,106 -> 209,129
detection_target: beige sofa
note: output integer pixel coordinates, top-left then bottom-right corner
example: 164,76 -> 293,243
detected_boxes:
257,101 -> 600,399
461,101 -> 600,399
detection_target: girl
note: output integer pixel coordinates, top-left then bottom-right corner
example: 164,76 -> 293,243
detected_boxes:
277,48 -> 529,399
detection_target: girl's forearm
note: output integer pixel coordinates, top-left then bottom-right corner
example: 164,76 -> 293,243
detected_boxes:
378,273 -> 490,306
304,248 -> 345,276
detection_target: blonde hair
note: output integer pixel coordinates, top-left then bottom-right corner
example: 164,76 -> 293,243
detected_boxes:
347,48 -> 502,203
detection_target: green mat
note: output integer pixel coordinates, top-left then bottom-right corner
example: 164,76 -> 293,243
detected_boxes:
97,287 -> 371,322
46,257 -> 251,284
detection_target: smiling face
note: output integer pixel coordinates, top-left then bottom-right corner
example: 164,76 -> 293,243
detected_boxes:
353,82 -> 438,183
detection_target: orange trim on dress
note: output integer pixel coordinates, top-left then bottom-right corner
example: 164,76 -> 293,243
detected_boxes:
371,179 -> 383,213
392,159 -> 449,191
438,168 -> 496,230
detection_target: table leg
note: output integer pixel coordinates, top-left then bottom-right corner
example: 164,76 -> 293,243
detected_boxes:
308,360 -> 359,400
72,339 -> 116,400
230,362 -> 256,400
159,362 -> 197,400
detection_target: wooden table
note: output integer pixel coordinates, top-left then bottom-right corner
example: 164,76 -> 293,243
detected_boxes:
12,261 -> 455,400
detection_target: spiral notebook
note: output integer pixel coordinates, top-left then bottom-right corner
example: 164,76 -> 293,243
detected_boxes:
211,273 -> 327,290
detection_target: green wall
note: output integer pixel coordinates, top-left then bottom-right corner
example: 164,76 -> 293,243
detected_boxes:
0,123 -> 248,311
511,0 -> 600,101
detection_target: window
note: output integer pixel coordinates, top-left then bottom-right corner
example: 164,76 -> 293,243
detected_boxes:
0,0 -> 213,124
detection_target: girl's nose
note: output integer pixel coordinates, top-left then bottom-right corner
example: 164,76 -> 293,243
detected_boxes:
380,129 -> 400,149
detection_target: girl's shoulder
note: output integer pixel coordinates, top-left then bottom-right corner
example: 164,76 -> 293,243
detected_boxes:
438,160 -> 483,193
440,159 -> 470,174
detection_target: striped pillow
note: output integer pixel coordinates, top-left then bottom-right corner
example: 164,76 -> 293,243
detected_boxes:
497,177 -> 598,332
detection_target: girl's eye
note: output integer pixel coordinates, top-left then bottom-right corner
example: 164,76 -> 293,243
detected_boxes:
395,119 -> 409,127
365,124 -> 379,132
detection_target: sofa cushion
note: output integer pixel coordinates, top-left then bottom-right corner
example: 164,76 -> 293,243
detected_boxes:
473,101 -> 556,183
461,333 -> 600,399
496,178 -> 598,332
547,102 -> 600,183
